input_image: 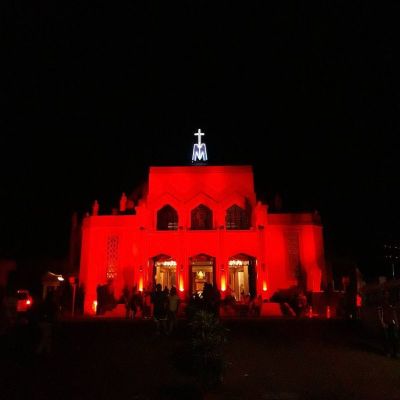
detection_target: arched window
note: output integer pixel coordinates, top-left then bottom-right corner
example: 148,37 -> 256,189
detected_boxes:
191,204 -> 213,230
226,204 -> 250,230
157,205 -> 178,230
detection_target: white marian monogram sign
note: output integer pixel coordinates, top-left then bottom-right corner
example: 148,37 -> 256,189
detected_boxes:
192,129 -> 208,162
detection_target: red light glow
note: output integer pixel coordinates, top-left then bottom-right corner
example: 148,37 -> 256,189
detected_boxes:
326,305 -> 331,319
79,165 -> 325,314
179,276 -> 184,292
221,274 -> 226,292
138,276 -> 143,292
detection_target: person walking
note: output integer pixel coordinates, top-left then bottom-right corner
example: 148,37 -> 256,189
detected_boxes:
377,290 -> 399,358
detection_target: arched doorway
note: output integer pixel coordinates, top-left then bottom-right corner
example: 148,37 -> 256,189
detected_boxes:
152,254 -> 177,290
228,254 -> 257,301
189,253 -> 215,295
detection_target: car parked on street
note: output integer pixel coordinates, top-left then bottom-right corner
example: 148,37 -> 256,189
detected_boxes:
16,289 -> 33,313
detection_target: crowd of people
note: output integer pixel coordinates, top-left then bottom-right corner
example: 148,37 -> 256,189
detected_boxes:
118,283 -> 182,335
113,282 -> 267,334
221,286 -> 263,317
3,277 -> 399,358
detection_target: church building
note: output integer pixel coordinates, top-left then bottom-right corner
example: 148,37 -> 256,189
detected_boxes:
79,130 -> 325,314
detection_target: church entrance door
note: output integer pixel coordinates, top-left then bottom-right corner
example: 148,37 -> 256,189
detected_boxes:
228,254 -> 257,301
189,254 -> 216,296
152,255 -> 177,290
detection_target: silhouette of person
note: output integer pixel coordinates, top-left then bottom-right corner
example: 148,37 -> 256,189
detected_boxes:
377,290 -> 399,358
296,291 -> 307,318
36,290 -> 58,355
122,285 -> 130,319
151,284 -> 167,335
167,286 -> 180,334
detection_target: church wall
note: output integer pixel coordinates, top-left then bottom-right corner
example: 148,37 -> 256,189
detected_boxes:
147,167 -> 258,231
265,226 -> 288,296
79,166 -> 326,314
148,166 -> 256,204
81,221 -> 324,314
264,222 -> 325,296
80,216 -> 140,314
298,225 -> 325,292
144,229 -> 263,297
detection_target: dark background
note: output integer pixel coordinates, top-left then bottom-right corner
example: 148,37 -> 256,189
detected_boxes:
1,1 -> 399,281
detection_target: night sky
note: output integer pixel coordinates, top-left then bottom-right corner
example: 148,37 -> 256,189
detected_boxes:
2,2 -> 399,280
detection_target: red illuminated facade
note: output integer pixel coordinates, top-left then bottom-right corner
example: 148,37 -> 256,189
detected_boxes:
80,165 -> 325,314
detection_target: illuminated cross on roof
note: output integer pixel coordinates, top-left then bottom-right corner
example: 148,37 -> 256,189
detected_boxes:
194,129 -> 204,145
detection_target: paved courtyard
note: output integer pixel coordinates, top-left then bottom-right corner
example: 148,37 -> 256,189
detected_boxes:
2,318 -> 399,400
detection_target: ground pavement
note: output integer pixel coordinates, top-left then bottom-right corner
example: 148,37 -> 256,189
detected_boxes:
1,317 -> 399,400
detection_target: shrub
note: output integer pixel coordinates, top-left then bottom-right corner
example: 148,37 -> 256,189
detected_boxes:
190,310 -> 228,389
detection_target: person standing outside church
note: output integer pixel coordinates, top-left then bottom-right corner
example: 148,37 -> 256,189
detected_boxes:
167,286 -> 180,335
296,291 -> 307,318
151,284 -> 167,335
377,290 -> 399,358
36,290 -> 58,355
